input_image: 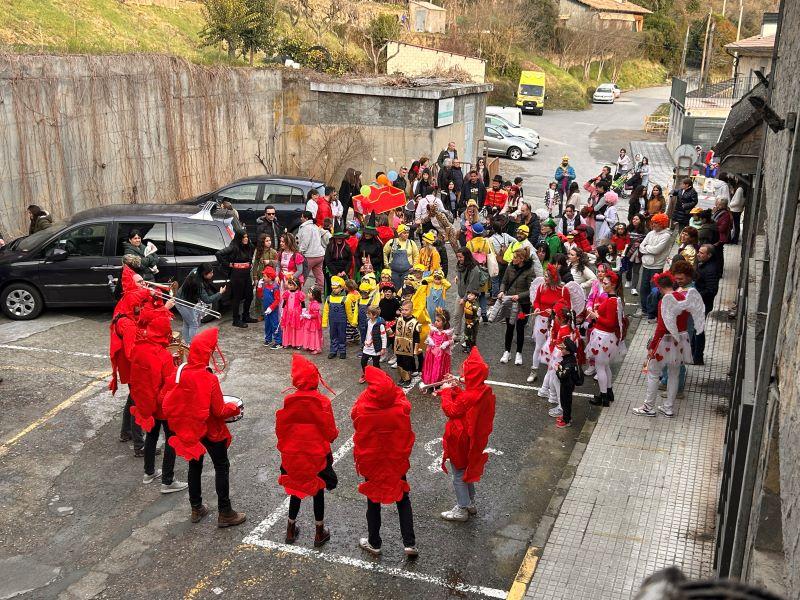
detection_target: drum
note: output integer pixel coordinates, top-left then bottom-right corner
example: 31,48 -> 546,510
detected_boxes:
223,395 -> 244,423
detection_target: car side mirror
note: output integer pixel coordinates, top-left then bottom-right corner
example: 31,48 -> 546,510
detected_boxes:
46,247 -> 68,262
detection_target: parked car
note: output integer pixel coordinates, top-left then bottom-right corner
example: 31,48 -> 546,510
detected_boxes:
611,83 -> 622,98
0,204 -> 233,320
185,176 -> 326,237
485,114 -> 540,147
486,105 -> 523,126
483,125 -> 537,161
592,84 -> 616,104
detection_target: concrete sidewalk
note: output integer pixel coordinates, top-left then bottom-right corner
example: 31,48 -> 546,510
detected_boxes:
524,245 -> 736,599
630,140 -> 675,192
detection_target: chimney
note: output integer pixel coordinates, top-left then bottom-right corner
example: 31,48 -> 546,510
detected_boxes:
760,12 -> 778,37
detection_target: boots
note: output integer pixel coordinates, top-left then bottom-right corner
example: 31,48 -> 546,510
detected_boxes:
314,521 -> 331,547
191,504 -> 209,523
217,509 -> 246,528
589,392 -> 608,407
285,520 -> 299,544
607,387 -> 615,403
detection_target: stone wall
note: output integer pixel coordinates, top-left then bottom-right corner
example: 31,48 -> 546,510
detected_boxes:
386,42 -> 486,83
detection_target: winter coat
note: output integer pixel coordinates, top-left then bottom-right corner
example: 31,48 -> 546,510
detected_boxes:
355,236 -> 385,274
297,220 -> 325,259
256,218 -> 282,250
123,240 -> 159,280
351,367 -> 414,504
499,259 -> 535,299
108,267 -> 153,393
671,187 -> 698,225
30,211 -> 53,233
695,258 -> 721,304
324,238 -> 353,277
456,264 -> 481,298
639,228 -> 673,270
129,309 -> 175,431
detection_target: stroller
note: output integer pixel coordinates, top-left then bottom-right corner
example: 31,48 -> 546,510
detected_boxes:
611,170 -> 641,199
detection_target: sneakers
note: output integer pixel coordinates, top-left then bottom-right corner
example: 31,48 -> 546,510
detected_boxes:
217,510 -> 247,528
404,546 -> 419,559
380,354 -> 388,363
624,281 -> 630,288
526,369 -> 537,383
584,365 -> 596,376
466,504 -> 478,515
657,405 -> 675,417
389,358 -> 398,368
142,469 -> 162,484
270,343 -> 282,349
537,386 -> 549,399
548,406 -> 563,417
500,351 -> 510,364
631,289 -> 639,296
440,505 -> 470,522
401,379 -> 414,389
555,416 -> 572,428
191,504 -> 209,523
359,375 -> 367,384
633,310 -> 643,318
632,405 -> 657,417
658,382 -> 667,391
263,341 -> 271,347
514,352 -> 523,365
160,480 -> 188,494
359,538 -> 381,555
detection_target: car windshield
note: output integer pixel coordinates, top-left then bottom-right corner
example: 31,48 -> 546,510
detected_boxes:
15,223 -> 66,252
519,85 -> 544,96
490,114 -> 517,128
597,86 -> 613,92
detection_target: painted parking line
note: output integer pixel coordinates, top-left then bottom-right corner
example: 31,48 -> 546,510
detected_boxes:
485,379 -> 595,399
244,539 -> 508,599
507,545 -> 540,600
0,343 -> 107,360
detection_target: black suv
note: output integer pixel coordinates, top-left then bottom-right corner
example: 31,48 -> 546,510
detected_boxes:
186,176 -> 326,236
0,204 -> 233,320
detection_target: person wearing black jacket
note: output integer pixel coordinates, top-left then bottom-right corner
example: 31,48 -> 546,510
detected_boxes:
670,178 -> 699,227
691,244 -> 721,364
256,206 -> 282,249
437,160 -> 455,192
451,160 -> 464,194
324,226 -> 353,293
461,170 -> 486,210
436,142 -> 458,167
497,250 -> 536,364
215,231 -> 256,328
339,168 -> 362,217
355,220 -> 385,276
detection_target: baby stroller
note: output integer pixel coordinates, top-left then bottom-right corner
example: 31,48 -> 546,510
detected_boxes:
611,170 -> 641,199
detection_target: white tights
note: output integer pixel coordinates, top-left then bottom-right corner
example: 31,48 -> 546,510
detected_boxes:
531,317 -> 548,370
595,356 -> 613,393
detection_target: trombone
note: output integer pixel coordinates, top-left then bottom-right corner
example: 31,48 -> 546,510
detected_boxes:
139,280 -> 222,320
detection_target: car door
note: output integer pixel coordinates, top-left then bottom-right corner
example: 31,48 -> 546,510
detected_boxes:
36,222 -> 113,305
484,126 -> 505,155
110,220 -> 174,285
171,220 -> 230,284
214,183 -> 263,235
264,184 -> 305,233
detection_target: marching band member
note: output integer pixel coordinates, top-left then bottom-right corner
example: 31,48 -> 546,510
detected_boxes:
585,271 -> 627,407
276,354 -> 338,547
162,328 -> 246,527
352,366 -> 417,557
633,273 -> 705,418
438,348 -> 496,522
129,307 -> 187,493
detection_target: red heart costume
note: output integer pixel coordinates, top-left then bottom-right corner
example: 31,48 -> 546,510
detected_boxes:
440,347 -> 496,483
275,354 -> 339,499
128,307 -> 176,432
351,366 -> 415,504
162,328 -> 239,461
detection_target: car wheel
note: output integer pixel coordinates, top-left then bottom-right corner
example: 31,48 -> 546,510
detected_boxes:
507,147 -> 523,160
1,282 -> 44,320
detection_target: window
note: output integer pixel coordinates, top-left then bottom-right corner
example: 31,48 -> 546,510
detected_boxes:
44,224 -> 107,257
263,184 -> 302,205
173,222 -> 226,256
116,222 -> 168,256
519,85 -> 544,97
215,184 -> 260,206
485,126 -> 503,139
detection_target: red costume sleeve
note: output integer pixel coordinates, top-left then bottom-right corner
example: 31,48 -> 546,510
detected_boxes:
440,386 -> 470,474
463,386 -> 496,483
270,287 -> 281,312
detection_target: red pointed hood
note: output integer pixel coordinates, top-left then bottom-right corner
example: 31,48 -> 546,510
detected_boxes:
361,366 -> 400,408
188,327 -> 218,367
120,265 -> 140,294
114,287 -> 151,317
136,307 -> 173,345
461,347 -> 488,387
291,353 -> 321,390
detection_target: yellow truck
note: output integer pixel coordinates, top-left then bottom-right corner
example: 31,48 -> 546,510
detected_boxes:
515,71 -> 546,115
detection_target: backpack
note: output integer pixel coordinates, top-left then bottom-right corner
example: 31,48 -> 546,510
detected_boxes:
477,264 -> 490,287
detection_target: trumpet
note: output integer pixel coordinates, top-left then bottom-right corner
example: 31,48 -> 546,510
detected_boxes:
418,375 -> 464,391
139,280 -> 222,320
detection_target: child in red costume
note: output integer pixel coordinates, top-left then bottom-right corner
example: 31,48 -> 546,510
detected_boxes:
275,354 -> 339,547
128,307 -> 187,493
438,347 -> 496,522
162,328 -> 246,528
351,366 -> 417,557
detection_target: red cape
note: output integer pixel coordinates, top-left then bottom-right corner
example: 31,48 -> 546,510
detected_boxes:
351,366 -> 414,504
275,354 -> 339,499
440,347 -> 495,483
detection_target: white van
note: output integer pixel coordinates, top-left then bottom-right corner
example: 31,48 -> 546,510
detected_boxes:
486,106 -> 522,126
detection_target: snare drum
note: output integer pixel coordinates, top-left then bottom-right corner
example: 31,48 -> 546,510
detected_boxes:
223,395 -> 244,423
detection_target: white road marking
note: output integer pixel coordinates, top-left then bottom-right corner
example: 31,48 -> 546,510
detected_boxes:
245,538 -> 508,599
425,437 -> 504,473
485,379 -> 594,399
0,343 -> 106,360
0,315 -> 80,344
538,136 -> 567,146
573,121 -> 596,126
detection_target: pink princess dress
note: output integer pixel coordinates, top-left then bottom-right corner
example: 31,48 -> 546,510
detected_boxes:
280,289 -> 305,348
421,328 -> 453,386
300,300 -> 323,354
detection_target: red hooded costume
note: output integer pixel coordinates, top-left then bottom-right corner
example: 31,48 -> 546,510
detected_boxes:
351,366 -> 414,504
108,266 -> 153,394
440,347 -> 496,483
128,307 -> 176,432
275,354 -> 339,499
162,328 -> 239,461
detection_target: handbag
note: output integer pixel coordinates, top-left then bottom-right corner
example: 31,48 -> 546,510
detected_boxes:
487,250 -> 499,278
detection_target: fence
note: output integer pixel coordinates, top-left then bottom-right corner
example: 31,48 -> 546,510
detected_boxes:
684,75 -> 760,109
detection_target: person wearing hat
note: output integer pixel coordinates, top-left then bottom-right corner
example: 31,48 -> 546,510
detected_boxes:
466,223 -> 492,321
356,213 -> 385,279
257,266 -> 282,348
384,223 -> 419,290
324,220 -> 353,294
485,175 -> 508,213
554,155 -> 576,213
688,206 -> 704,230
541,218 -> 564,262
322,276 -> 349,359
458,199 -> 482,246
418,230 -> 441,278
637,212 -> 673,319
502,223 -> 537,271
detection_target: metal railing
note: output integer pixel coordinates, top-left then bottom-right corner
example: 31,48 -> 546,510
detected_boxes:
684,75 -> 760,109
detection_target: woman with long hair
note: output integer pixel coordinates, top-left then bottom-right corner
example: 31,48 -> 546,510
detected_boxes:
476,157 -> 490,188
623,214 -> 647,295
215,231 -> 255,328
177,263 -> 226,343
414,170 -> 434,198
27,204 -> 53,234
639,156 -> 651,190
677,226 -> 700,266
646,184 -> 666,217
627,184 -> 647,222
567,248 -> 596,293
567,181 -> 582,212
278,232 -> 305,290
339,168 -> 362,218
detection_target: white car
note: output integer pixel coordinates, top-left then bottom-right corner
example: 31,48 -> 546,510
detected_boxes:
611,83 -> 622,98
484,113 -> 540,147
486,105 -> 522,125
592,84 -> 615,104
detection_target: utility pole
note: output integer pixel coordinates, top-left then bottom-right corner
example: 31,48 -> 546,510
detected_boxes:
722,0 -> 727,18
680,22 -> 690,77
699,7 -> 712,87
705,18 -> 717,86
736,0 -> 744,40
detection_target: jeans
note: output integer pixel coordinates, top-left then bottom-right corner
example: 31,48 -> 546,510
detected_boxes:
451,464 -> 475,508
175,303 -> 201,344
491,275 -> 501,298
144,420 -> 176,484
479,292 -> 488,318
660,364 -> 686,393
625,262 -> 641,287
731,212 -> 741,243
366,492 -> 416,549
188,438 -> 231,512
289,489 -> 324,521
121,394 -> 144,451
639,267 -> 660,317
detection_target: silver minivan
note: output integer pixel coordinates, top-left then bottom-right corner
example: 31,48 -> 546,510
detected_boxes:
483,125 -> 537,160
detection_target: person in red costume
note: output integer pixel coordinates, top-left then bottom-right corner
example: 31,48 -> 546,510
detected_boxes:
351,366 -> 417,558
128,307 -> 187,494
633,272 -> 705,418
585,271 -> 626,407
438,347 -> 496,522
109,265 -> 166,456
527,263 -> 568,383
275,354 -> 338,547
162,328 -> 246,527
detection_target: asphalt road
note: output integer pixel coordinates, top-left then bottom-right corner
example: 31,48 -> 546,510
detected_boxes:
0,92 -> 664,600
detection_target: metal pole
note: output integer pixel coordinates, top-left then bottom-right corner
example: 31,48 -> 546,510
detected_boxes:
680,23 -> 690,78
736,0 -> 744,41
699,9 -> 712,87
